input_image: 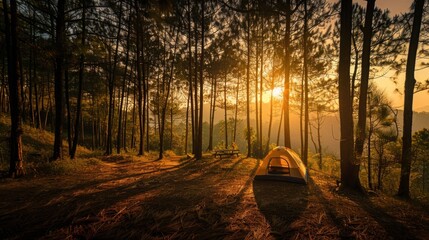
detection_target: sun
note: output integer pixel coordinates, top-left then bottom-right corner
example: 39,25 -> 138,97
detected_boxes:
262,87 -> 284,103
272,87 -> 284,99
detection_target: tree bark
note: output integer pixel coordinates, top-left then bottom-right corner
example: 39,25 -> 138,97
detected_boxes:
277,102 -> 284,146
134,0 -> 146,156
65,64 -> 72,155
116,12 -> 131,154
105,1 -> 123,155
224,75 -> 228,149
123,66 -> 132,152
208,77 -> 217,150
354,0 -> 375,168
246,8 -> 251,157
131,86 -> 136,149
338,0 -> 361,190
34,65 -> 41,129
233,77 -> 240,143
4,0 -> 24,177
259,17 -> 264,156
170,92 -> 173,150
255,25 -> 260,156
368,99 -> 373,189
208,77 -> 213,150
195,0 -> 205,160
265,75 -> 274,154
159,27 -> 179,159
193,15 -> 199,155
303,0 -> 309,165
185,90 -> 190,154
398,0 -> 424,198
71,0 -> 87,159
316,108 -> 323,170
283,0 -> 291,148
187,0 -> 193,154
51,0 -> 66,161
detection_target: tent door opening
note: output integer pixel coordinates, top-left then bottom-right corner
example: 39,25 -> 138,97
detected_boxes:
267,157 -> 290,175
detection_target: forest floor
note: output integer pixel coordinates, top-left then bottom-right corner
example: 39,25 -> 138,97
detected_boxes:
1,154 -> 429,239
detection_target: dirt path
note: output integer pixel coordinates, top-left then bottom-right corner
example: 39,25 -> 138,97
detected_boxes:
0,155 -> 428,239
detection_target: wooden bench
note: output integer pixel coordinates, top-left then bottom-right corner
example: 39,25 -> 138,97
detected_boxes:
213,149 -> 240,159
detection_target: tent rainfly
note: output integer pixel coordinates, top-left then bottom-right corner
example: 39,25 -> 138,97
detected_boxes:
254,146 -> 308,184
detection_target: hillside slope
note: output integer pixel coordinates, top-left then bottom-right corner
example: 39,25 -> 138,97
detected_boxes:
0,116 -> 96,174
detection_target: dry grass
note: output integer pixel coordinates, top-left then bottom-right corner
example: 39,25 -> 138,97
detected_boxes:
1,154 -> 429,239
0,115 -> 97,175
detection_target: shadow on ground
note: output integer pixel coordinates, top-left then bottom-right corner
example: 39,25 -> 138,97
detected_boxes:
253,179 -> 309,238
0,156 -> 261,239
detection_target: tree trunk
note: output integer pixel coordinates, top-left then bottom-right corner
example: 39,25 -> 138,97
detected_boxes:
116,13 -> 131,154
303,0 -> 309,165
224,75 -> 228,149
351,33 -> 359,102
18,51 -> 25,123
187,0 -> 193,154
208,77 -> 217,151
136,37 -> 144,156
265,78 -> 274,154
106,2 -> 123,156
283,0 -> 291,148
300,71 -> 304,156
355,0 -> 375,168
208,77 -> 214,151
246,8 -> 251,157
316,109 -> 323,170
398,0 -> 424,198
233,77 -> 240,143
259,18 -> 264,156
338,0 -> 361,190
51,0 -> 66,161
146,89 -> 150,152
423,162 -> 426,192
123,67 -> 132,152
65,64 -> 72,155
71,0 -> 87,159
134,0 -> 146,156
4,0 -> 24,177
368,103 -> 373,189
255,27 -> 259,156
0,45 -> 5,113
185,91 -> 190,154
377,147 -> 383,190
28,36 -> 34,127
277,102 -> 284,146
159,27 -> 179,160
196,0 -> 204,160
142,34 -> 148,155
193,16 -> 199,156
92,118 -> 95,150
170,92 -> 173,150
131,87 -> 136,149
309,122 -> 318,155
34,67 -> 41,129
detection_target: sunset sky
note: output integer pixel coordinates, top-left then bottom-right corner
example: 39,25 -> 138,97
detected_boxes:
352,0 -> 428,112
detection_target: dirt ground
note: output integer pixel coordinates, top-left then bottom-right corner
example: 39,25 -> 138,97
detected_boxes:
1,155 -> 429,239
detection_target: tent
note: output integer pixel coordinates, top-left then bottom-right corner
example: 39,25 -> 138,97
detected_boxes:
254,146 -> 308,184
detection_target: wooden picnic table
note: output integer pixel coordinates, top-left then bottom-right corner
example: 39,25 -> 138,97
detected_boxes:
213,149 -> 240,159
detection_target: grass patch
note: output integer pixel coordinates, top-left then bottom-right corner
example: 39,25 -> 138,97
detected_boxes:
0,115 -> 99,175
35,157 -> 103,175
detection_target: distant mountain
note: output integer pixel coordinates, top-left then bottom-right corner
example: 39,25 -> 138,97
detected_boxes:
414,105 -> 429,113
397,110 -> 429,132
202,102 -> 429,158
306,110 -> 429,157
